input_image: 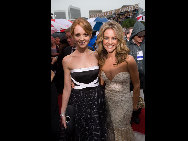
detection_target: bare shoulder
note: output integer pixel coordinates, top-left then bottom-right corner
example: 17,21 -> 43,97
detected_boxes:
125,55 -> 137,75
62,54 -> 72,67
126,55 -> 136,64
126,55 -> 137,70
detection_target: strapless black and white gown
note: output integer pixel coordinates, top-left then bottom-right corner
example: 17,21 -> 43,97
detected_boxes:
68,66 -> 107,141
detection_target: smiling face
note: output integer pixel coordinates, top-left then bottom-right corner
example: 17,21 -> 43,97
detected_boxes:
73,25 -> 91,48
103,28 -> 118,53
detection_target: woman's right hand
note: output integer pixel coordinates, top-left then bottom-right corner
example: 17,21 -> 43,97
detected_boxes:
61,115 -> 67,129
51,70 -> 55,82
51,57 -> 57,64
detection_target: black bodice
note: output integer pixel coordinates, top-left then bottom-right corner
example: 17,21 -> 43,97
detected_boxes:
70,66 -> 99,90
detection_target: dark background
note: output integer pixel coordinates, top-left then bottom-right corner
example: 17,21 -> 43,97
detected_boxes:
2,0 -> 51,140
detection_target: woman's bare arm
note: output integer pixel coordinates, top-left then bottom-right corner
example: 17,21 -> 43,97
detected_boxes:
127,55 -> 140,111
60,56 -> 72,128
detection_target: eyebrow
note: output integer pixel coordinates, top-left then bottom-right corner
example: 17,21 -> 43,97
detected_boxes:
103,36 -> 117,38
75,33 -> 80,35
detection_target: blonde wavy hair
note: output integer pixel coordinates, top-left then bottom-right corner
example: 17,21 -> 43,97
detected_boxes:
96,20 -> 130,67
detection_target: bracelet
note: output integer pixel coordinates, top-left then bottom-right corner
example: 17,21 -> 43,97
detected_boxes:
60,113 -> 65,117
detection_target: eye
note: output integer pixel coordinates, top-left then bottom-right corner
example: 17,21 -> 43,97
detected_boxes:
75,33 -> 80,37
112,37 -> 117,40
84,33 -> 89,37
103,37 -> 108,40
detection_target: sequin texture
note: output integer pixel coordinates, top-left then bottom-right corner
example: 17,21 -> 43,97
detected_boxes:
101,71 -> 135,141
68,66 -> 107,140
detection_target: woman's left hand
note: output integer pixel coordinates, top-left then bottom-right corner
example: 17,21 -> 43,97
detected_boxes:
133,104 -> 139,111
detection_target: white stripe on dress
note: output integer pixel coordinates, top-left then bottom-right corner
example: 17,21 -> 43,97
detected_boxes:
70,66 -> 99,73
71,77 -> 99,89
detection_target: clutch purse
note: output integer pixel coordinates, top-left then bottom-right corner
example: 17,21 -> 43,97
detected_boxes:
137,97 -> 145,109
131,97 -> 145,124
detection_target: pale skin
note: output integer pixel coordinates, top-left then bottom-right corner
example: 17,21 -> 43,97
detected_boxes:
60,25 -> 98,128
100,28 -> 140,111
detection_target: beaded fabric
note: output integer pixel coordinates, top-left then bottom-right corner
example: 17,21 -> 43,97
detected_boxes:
101,71 -> 135,141
68,66 -> 107,140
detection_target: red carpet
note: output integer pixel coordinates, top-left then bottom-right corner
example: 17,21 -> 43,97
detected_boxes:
131,108 -> 145,134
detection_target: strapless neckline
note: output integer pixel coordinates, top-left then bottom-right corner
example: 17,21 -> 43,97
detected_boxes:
70,66 -> 99,73
101,71 -> 129,82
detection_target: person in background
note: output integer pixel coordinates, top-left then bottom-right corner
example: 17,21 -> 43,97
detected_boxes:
51,35 -> 59,57
96,20 -> 140,141
127,21 -> 145,101
55,36 -> 61,52
125,27 -> 133,44
52,27 -> 76,95
64,27 -> 77,55
127,21 -> 145,126
60,17 -> 107,140
59,37 -> 69,53
51,35 -> 59,73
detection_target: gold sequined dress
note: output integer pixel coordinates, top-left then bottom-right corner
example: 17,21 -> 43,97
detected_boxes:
101,71 -> 135,141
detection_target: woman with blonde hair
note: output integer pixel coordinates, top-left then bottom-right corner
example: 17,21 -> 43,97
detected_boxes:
96,20 -> 140,141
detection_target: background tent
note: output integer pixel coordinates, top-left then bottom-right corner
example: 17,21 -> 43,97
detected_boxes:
87,17 -> 108,31
136,14 -> 145,22
51,19 -> 72,34
94,17 -> 108,22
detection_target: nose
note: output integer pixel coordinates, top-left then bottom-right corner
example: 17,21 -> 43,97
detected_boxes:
107,38 -> 112,44
79,35 -> 84,40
